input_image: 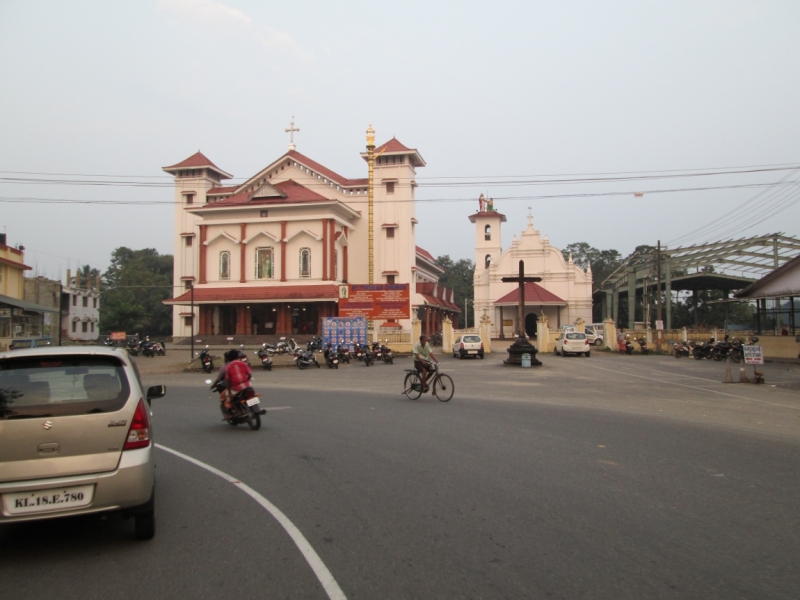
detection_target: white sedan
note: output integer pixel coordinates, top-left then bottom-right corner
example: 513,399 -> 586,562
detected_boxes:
554,332 -> 591,357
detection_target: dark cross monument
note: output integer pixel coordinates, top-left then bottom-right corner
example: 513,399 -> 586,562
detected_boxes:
501,260 -> 543,366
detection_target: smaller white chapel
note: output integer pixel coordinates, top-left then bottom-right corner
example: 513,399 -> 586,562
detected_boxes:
470,197 -> 593,339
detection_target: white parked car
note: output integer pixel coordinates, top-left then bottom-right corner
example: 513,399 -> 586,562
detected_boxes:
554,332 -> 591,357
453,334 -> 484,359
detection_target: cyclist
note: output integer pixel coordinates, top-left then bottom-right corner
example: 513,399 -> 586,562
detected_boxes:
413,334 -> 439,393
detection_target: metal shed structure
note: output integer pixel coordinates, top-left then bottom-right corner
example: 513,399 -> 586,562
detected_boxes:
596,233 -> 800,330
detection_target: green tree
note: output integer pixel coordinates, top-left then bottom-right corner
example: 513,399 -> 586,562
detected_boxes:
435,255 -> 475,326
101,248 -> 174,336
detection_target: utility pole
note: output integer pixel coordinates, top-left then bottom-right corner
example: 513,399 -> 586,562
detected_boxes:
656,240 -> 663,352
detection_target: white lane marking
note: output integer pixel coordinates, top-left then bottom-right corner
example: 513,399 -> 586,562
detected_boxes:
267,406 -> 292,411
156,443 -> 347,600
580,362 -> 800,410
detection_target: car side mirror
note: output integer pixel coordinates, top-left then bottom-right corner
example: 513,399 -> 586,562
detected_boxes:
146,385 -> 167,405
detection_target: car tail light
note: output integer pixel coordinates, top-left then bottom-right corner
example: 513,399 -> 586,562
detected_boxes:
460,342 -> 465,349
481,342 -> 484,349
563,340 -> 568,345
124,399 -> 151,450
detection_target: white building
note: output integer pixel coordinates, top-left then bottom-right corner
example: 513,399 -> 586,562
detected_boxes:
61,271 -> 100,342
471,197 -> 593,338
164,132 -> 460,340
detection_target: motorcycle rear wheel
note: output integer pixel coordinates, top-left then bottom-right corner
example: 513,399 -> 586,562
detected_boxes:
712,349 -> 723,361
246,409 -> 261,430
731,349 -> 742,363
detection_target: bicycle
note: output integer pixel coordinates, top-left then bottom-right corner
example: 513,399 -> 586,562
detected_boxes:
402,361 -> 454,402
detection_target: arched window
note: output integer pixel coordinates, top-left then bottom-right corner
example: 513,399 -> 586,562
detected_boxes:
299,248 -> 311,278
255,247 -> 273,279
484,225 -> 492,241
485,254 -> 492,269
219,251 -> 231,280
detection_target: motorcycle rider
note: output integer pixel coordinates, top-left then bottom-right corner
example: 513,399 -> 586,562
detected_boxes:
213,349 -> 253,411
413,334 -> 439,393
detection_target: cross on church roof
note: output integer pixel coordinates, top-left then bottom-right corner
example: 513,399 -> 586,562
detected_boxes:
285,117 -> 300,150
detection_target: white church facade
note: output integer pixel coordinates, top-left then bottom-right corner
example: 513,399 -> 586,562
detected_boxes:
163,130 -> 460,340
470,197 -> 593,339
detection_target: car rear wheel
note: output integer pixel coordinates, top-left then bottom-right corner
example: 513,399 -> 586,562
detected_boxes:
594,339 -> 603,347
134,490 -> 155,541
585,352 -> 591,357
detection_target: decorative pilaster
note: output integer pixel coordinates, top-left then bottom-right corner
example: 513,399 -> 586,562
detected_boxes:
280,221 -> 287,282
198,225 -> 207,284
239,223 -> 247,283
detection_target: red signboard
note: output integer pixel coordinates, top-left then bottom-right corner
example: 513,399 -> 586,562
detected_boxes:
109,331 -> 127,341
338,284 -> 410,320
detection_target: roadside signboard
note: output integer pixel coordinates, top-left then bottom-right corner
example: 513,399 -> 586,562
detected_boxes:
338,284 -> 410,320
322,317 -> 367,347
743,345 -> 764,365
110,331 -> 126,341
655,320 -> 664,331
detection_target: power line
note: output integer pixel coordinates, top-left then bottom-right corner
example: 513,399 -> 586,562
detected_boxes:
2,181 -> 799,207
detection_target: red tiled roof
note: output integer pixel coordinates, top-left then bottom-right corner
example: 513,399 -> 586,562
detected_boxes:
287,150 -> 366,188
468,211 -> 507,223
196,180 -> 330,209
208,186 -> 238,195
494,282 -> 565,305
164,151 -> 225,172
415,246 -> 437,264
165,284 -> 340,304
415,283 -> 461,312
376,138 -> 411,153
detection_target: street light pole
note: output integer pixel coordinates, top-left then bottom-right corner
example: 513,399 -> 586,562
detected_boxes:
190,281 -> 194,361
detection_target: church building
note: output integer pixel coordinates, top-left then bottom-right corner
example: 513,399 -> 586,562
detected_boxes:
163,128 -> 460,340
470,197 -> 592,339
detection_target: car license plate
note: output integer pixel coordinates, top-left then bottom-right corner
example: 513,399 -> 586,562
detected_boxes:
246,397 -> 260,407
4,484 -> 94,516
468,350 -> 477,354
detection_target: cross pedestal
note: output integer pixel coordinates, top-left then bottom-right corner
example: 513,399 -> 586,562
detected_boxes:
501,260 -> 543,366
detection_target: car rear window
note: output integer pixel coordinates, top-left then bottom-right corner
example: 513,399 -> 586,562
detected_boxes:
463,336 -> 481,343
0,355 -> 130,419
566,333 -> 586,340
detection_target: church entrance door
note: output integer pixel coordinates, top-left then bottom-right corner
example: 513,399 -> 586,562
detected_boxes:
218,305 -> 237,335
525,313 -> 538,338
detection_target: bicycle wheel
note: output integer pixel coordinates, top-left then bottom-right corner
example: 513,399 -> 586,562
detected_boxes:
404,372 -> 422,400
433,374 -> 454,402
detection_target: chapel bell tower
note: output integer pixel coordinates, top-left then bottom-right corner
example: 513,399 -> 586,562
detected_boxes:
469,195 -> 506,274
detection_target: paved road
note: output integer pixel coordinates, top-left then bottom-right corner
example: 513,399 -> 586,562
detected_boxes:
2,352 -> 799,599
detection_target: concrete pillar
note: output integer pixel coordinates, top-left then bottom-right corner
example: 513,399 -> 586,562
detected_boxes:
412,318 -> 421,345
239,223 -> 247,283
627,267 -> 636,330
573,317 -> 585,333
442,316 -> 454,353
612,286 -> 619,324
603,317 -> 616,350
280,221 -> 287,282
322,218 -> 328,280
480,310 -> 492,353
537,312 -> 550,353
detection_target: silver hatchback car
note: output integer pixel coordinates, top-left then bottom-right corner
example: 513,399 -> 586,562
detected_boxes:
0,346 -> 165,540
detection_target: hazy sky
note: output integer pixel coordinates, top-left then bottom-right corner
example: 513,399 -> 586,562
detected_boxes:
2,0 -> 799,280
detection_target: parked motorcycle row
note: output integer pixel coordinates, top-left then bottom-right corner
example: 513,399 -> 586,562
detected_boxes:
125,337 -> 166,358
672,334 -> 752,363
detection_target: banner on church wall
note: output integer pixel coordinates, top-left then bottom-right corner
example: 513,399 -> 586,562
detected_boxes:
322,317 -> 367,347
338,284 -> 410,319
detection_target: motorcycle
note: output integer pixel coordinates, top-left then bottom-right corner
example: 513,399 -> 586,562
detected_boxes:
293,348 -> 320,370
141,338 -> 155,358
617,337 -> 634,355
323,343 -> 339,369
637,338 -> 649,355
152,341 -> 166,356
255,344 -> 273,371
672,340 -> 690,358
362,343 -> 376,366
208,379 -> 264,430
198,346 -> 214,373
307,336 -> 323,352
378,339 -> 394,364
126,339 -> 140,356
337,340 -> 351,364
692,338 -> 715,360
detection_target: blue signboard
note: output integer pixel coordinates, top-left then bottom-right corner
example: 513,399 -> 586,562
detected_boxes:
322,317 -> 367,349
